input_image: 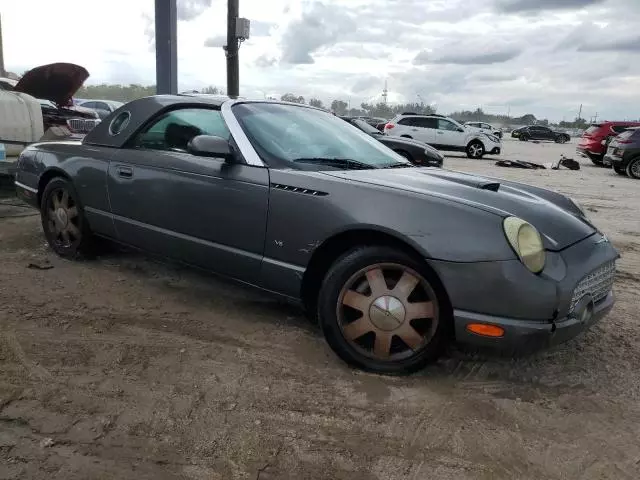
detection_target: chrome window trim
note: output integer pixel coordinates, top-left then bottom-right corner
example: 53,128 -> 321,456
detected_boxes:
220,100 -> 266,167
15,181 -> 38,193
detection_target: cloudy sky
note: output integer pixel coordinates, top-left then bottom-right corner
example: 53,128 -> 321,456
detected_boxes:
1,0 -> 639,121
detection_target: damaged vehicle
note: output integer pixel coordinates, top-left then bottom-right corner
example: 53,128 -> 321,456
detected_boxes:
12,63 -> 100,135
15,96 -> 619,374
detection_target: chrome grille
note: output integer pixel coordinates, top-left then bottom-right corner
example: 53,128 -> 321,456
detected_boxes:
570,261 -> 616,312
67,118 -> 100,133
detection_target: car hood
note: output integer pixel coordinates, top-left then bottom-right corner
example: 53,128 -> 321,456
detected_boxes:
383,134 -> 442,156
322,168 -> 595,251
14,63 -> 89,107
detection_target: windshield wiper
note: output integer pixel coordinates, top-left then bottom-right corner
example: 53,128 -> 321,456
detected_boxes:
382,162 -> 414,169
292,157 -> 375,170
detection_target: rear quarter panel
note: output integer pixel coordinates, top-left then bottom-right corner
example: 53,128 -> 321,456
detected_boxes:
15,142 -> 115,236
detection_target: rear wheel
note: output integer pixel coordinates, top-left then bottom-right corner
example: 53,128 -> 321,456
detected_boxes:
590,155 -> 604,166
555,135 -> 568,144
627,157 -> 640,179
318,247 -> 450,374
466,140 -> 485,159
40,177 -> 94,258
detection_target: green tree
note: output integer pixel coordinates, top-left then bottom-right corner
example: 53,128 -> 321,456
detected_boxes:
309,98 -> 324,108
330,100 -> 348,115
281,93 -> 305,104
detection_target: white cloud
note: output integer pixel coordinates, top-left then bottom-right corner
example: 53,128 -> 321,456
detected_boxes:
0,0 -> 638,120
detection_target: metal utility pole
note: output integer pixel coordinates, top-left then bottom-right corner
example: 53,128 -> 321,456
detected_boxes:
593,111 -> 599,123
226,0 -> 240,97
155,0 -> 178,94
577,104 -> 583,121
0,13 -> 6,77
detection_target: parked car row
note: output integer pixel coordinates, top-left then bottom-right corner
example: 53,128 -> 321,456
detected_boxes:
576,121 -> 640,166
14,95 -> 618,373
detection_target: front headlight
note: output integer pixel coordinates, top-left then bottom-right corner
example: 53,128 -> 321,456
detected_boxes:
503,217 -> 546,273
484,133 -> 500,143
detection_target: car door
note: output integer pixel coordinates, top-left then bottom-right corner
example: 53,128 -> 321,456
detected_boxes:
106,106 -> 270,282
404,117 -> 436,144
436,118 -> 465,148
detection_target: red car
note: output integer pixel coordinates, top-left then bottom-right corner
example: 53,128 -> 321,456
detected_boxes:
577,121 -> 640,166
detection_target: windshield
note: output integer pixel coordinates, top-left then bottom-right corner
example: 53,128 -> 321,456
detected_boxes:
233,102 -> 410,170
352,118 -> 382,135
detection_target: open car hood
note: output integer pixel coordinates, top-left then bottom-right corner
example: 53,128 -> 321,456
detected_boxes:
14,63 -> 89,107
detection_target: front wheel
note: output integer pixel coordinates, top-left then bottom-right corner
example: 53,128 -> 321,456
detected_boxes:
519,134 -> 529,141
40,177 -> 93,258
555,135 -> 568,144
466,140 -> 485,159
627,157 -> 640,179
318,247 -> 450,374
613,165 -> 627,176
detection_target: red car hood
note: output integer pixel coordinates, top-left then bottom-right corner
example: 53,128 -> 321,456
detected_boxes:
14,63 -> 89,107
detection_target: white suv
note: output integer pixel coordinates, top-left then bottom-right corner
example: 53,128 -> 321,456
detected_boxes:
384,114 -> 501,159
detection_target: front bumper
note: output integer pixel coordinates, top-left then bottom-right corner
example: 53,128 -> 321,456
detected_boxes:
453,290 -> 614,353
429,232 -> 619,353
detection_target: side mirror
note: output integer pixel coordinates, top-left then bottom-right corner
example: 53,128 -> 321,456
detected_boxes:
187,135 -> 235,162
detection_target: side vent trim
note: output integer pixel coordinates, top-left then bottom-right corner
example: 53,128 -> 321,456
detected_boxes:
271,184 -> 328,196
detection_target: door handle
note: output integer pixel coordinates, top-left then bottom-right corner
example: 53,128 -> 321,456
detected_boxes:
437,131 -> 444,134
116,166 -> 133,178
412,128 -> 419,131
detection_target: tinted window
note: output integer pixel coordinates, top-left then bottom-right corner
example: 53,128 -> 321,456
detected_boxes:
133,108 -> 230,151
398,117 -> 417,126
81,101 -> 97,109
414,117 -> 437,129
585,124 -> 602,135
612,125 -> 630,133
94,102 -> 110,111
109,111 -> 131,136
438,119 -> 459,131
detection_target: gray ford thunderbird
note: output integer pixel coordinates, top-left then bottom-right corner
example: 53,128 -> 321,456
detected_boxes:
14,95 -> 619,374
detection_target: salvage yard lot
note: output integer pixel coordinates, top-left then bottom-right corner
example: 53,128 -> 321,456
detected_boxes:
1,139 -> 639,480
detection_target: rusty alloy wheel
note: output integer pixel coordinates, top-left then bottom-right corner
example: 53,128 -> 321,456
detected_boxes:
336,263 -> 439,361
45,187 -> 82,248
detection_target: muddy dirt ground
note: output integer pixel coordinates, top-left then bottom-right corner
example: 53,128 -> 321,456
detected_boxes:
1,139 -> 639,479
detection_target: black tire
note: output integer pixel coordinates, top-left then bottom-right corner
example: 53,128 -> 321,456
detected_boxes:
590,156 -> 604,166
318,246 -> 451,374
626,157 -> 640,179
555,135 -> 568,144
519,134 -> 529,141
613,165 -> 627,176
466,140 -> 485,159
40,177 -> 94,258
